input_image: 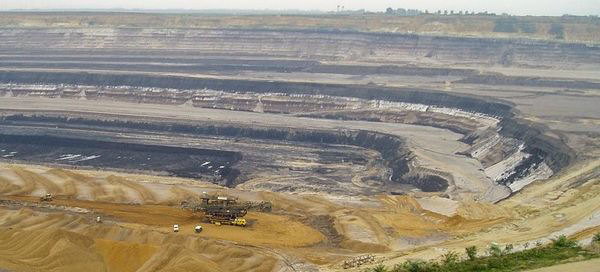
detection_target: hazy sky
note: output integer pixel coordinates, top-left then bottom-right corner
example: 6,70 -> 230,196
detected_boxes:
0,0 -> 598,16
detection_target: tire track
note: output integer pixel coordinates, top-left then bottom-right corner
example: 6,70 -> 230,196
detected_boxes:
47,169 -> 106,200
168,186 -> 198,204
6,168 -> 37,196
107,176 -> 157,204
12,168 -> 61,195
0,176 -> 20,195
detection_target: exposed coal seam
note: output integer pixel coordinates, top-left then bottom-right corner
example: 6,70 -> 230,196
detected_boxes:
497,118 -> 574,174
0,71 -> 513,118
296,112 -> 473,135
0,61 -> 478,77
0,133 -> 240,158
0,133 -> 243,183
0,114 -> 446,191
4,62 -> 597,89
0,71 -> 574,187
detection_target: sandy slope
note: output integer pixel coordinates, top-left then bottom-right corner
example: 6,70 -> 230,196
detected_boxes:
0,160 -> 598,271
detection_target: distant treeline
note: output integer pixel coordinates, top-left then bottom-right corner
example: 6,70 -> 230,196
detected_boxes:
385,8 -> 497,16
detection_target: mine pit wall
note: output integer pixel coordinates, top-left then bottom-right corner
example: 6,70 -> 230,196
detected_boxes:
0,72 -> 574,195
0,71 -> 514,118
1,28 -> 599,68
460,116 -> 575,196
298,111 -> 483,135
0,114 -> 448,192
497,118 -> 574,177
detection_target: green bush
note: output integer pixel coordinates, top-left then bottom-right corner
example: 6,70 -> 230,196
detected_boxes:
551,235 -> 578,248
394,260 -> 436,272
465,246 -> 478,261
369,240 -> 599,272
593,232 -> 600,243
372,264 -> 388,272
504,244 -> 514,254
442,251 -> 459,264
488,243 -> 502,257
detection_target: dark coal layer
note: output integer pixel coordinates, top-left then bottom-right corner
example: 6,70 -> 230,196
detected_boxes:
0,133 -> 242,183
497,118 -> 574,174
0,71 -> 513,118
0,58 -> 477,77
0,114 -> 446,192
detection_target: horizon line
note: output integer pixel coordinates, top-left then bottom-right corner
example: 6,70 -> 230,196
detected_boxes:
0,8 -> 597,17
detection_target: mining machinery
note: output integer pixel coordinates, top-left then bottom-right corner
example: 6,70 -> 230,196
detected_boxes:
39,193 -> 53,202
181,194 -> 271,227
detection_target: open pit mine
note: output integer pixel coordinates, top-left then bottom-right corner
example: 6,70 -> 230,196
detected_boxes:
0,13 -> 599,272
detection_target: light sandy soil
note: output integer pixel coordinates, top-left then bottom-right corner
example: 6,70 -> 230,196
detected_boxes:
372,158 -> 600,269
0,162 -> 504,271
1,158 -> 597,271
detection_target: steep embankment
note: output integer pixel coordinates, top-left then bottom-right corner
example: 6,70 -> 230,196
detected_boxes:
1,28 -> 599,68
0,71 -> 513,117
0,78 -> 574,198
0,25 -> 585,197
1,13 -> 600,42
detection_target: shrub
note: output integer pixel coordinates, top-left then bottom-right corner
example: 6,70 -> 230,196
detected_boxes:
488,243 -> 502,257
386,240 -> 598,272
551,235 -> 578,248
504,244 -> 514,254
593,232 -> 600,243
395,260 -> 436,272
442,250 -> 459,264
372,264 -> 388,272
465,246 -> 478,261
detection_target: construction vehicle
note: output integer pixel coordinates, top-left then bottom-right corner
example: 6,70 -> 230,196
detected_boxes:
205,206 -> 247,226
181,194 -> 270,227
40,193 -> 53,202
201,196 -> 248,226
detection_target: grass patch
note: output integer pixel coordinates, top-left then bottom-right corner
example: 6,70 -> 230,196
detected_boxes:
366,235 -> 600,272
